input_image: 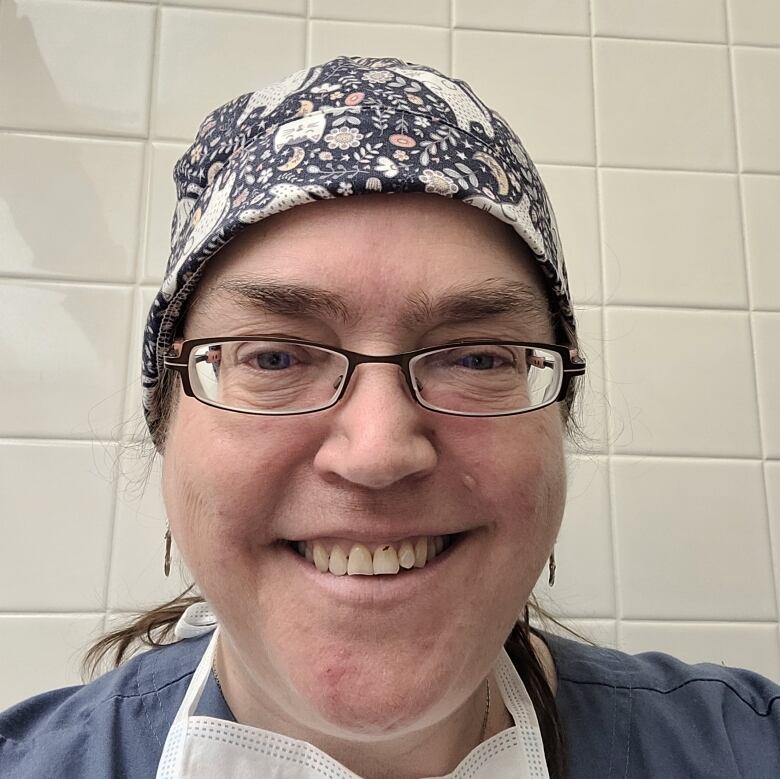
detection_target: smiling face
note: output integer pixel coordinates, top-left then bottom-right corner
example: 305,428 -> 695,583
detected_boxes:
162,192 -> 566,744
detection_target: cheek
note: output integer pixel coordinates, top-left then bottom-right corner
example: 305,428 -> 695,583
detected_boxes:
454,411 -> 565,556
161,399 -> 316,565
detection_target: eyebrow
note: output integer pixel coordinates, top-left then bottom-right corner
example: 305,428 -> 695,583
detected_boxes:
211,276 -> 550,330
214,277 -> 354,324
408,279 -> 551,330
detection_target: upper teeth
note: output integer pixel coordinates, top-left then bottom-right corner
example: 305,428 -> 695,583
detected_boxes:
294,535 -> 453,576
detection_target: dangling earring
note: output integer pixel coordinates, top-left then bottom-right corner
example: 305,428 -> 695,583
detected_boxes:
164,522 -> 172,577
548,548 -> 556,587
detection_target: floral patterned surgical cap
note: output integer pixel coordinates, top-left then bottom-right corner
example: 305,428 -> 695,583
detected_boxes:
142,55 -> 574,429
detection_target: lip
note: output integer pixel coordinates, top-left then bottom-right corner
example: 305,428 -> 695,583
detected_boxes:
278,532 -> 468,607
282,531 -> 464,545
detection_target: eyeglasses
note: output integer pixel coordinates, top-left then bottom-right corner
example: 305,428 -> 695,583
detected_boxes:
164,337 -> 586,417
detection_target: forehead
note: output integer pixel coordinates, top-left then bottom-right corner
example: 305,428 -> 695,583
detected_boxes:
189,194 -> 552,332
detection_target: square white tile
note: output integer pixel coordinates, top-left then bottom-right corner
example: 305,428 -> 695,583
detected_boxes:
743,175 -> 780,310
753,313 -> 780,458
167,0 -> 306,13
143,142 -> 190,284
308,21 -> 450,74
605,308 -> 761,457
595,39 -> 736,171
569,307 -> 608,453
311,0 -> 449,26
453,31 -> 594,165
733,47 -> 780,173
155,7 -> 306,140
454,0 -> 590,36
0,441 -> 116,610
613,457 -> 775,621
1,134 -> 144,282
108,451 -> 191,611
620,622 -> 780,682
537,165 -> 602,305
593,0 -> 727,43
728,0 -> 780,46
0,615 -> 105,710
601,169 -> 746,307
535,455 -> 614,618
0,281 -> 133,439
0,0 -> 154,135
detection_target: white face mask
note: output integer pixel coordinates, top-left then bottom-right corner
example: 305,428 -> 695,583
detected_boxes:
156,603 -> 550,779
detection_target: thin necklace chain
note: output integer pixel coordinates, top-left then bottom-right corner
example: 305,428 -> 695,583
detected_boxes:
479,677 -> 491,743
212,655 -> 491,745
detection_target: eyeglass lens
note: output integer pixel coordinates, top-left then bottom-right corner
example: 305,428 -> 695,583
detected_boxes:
189,341 -> 562,415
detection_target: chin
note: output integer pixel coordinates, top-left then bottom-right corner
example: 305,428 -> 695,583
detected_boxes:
298,674 -> 443,738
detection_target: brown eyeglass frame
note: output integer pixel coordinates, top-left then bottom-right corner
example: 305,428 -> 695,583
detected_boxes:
164,336 -> 586,418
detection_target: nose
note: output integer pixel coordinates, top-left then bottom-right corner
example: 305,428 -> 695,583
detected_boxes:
313,363 -> 438,490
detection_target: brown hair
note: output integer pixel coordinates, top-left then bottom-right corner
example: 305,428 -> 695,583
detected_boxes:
84,288 -> 584,779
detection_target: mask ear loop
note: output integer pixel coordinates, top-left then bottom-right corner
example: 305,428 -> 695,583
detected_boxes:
164,522 -> 172,577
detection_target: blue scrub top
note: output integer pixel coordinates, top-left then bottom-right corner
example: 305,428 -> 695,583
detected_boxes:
1,630 -> 779,777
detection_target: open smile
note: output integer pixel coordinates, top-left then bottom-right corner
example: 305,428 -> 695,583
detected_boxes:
277,532 -> 469,605
285,533 -> 461,576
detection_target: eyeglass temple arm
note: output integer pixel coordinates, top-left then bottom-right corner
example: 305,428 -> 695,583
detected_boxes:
564,347 -> 586,373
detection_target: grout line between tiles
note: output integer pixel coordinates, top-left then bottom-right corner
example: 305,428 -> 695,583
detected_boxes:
0,277 -> 140,290
0,127 -> 148,142
0,437 -> 120,446
65,1 -> 780,50
300,15 -> 450,30
453,26 -> 780,49
614,618 -> 780,626
101,2 -> 163,632
604,452 -> 769,463
448,0 -> 454,75
0,611 -> 108,618
592,33 -> 727,48
2,610 -> 778,624
578,303 -> 778,314
726,2 -> 780,628
5,275 -> 780,315
454,25 -> 726,46
725,0 -> 780,631
136,143 -> 154,289
587,0 -> 622,645
116,0 -> 162,634
556,163 -> 746,175
305,0 -> 313,68
134,5 -> 163,319
596,164 -> 780,176
127,1 -> 308,22
8,127 -> 780,177
582,302 -> 773,313
2,437 -> 775,463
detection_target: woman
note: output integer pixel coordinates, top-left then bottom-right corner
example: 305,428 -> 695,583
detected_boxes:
1,56 -> 778,779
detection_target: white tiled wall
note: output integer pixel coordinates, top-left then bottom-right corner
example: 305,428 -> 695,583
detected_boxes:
1,0 -> 778,708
